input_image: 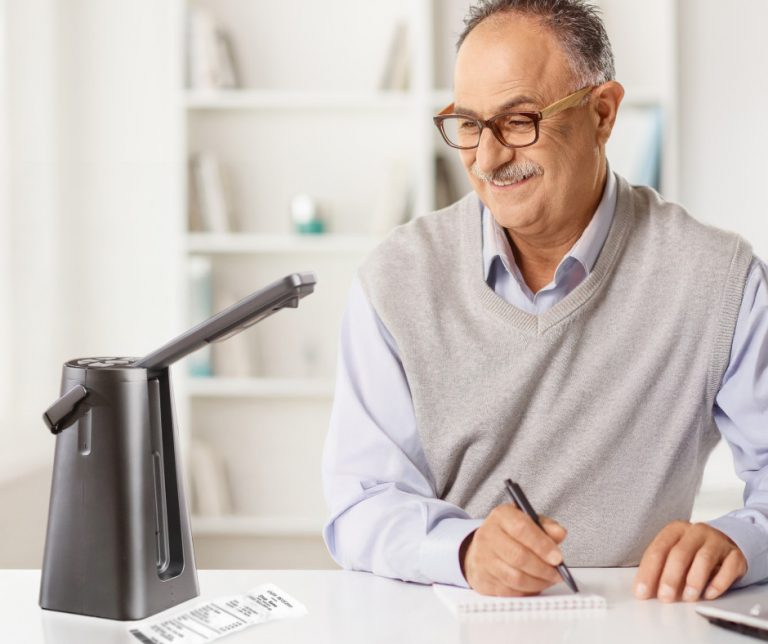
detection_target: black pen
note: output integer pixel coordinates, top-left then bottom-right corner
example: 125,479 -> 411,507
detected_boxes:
504,479 -> 579,594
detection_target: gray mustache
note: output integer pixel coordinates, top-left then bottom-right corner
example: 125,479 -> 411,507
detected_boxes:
471,160 -> 544,184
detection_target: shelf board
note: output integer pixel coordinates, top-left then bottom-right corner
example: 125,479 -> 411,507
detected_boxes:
185,89 -> 416,110
186,377 -> 335,399
186,232 -> 380,255
191,514 -> 325,537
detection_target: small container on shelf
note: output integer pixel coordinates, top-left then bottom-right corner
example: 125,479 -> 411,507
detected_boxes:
290,194 -> 325,235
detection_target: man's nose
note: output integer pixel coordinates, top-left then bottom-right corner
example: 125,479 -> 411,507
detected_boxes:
474,126 -> 515,175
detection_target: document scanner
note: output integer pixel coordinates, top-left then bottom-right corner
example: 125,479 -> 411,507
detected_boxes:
39,273 -> 316,620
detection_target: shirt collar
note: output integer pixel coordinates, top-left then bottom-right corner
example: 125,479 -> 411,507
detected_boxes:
482,169 -> 618,281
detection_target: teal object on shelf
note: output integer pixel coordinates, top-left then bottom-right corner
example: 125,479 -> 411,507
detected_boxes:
296,219 -> 325,234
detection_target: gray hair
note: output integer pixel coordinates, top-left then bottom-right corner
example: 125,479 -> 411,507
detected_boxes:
457,0 -> 615,89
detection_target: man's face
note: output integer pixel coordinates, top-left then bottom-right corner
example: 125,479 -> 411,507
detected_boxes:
454,15 -> 604,235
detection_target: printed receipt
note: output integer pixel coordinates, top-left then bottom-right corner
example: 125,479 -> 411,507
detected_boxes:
129,584 -> 307,643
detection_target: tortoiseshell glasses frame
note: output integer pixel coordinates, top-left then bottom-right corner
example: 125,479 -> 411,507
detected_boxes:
433,85 -> 595,150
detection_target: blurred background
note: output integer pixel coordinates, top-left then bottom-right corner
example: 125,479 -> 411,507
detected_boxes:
1,0 -> 766,569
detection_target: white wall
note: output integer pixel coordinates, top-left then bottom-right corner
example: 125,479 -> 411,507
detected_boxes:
56,0 -> 184,357
1,0 -> 183,483
678,0 -> 768,258
0,2 -> 10,429
676,0 -> 768,514
0,0 -> 184,567
2,0 -> 62,479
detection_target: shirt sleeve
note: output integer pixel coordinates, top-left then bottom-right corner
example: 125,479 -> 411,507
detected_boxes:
322,277 -> 482,587
709,257 -> 768,588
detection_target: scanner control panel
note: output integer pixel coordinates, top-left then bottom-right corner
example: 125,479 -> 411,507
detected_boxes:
66,357 -> 138,369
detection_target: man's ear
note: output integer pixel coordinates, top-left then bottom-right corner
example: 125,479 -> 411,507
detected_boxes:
592,81 -> 624,145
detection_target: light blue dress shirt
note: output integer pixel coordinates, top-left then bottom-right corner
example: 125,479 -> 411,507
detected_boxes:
322,171 -> 768,588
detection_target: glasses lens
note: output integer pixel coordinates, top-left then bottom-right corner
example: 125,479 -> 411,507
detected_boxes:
439,113 -> 537,148
495,113 -> 537,147
440,116 -> 481,148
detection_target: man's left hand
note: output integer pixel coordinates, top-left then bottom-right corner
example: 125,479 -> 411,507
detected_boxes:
633,521 -> 747,602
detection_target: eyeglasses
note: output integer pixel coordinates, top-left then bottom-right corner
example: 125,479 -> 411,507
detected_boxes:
433,86 -> 594,150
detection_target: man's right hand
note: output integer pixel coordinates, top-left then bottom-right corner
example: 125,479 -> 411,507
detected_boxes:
460,503 -> 568,596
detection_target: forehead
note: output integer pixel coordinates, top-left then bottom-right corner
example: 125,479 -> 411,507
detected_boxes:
454,13 -> 574,113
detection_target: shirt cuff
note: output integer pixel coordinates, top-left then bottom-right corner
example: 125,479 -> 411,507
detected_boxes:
707,514 -> 768,588
418,517 -> 483,587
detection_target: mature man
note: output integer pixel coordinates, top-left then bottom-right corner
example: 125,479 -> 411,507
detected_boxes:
322,0 -> 768,602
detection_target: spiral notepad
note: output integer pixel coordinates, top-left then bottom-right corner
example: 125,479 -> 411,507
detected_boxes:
433,584 -> 607,614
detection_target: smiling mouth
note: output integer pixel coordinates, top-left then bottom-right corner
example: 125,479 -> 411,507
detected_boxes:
490,174 -> 537,189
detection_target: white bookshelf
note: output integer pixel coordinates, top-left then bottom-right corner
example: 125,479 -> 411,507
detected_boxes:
181,1 -> 429,570
178,0 -> 679,567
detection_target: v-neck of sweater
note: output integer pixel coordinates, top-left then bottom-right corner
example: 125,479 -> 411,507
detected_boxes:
463,175 -> 636,336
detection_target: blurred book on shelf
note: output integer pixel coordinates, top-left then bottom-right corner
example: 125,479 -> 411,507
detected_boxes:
370,159 -> 412,235
186,8 -> 239,90
188,256 -> 213,377
189,152 -> 234,232
379,21 -> 410,91
189,437 -> 233,516
606,106 -> 662,191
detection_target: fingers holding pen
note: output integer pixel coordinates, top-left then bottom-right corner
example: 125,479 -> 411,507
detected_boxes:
497,505 -> 566,566
461,504 -> 567,596
491,558 -> 559,595
540,516 -> 568,544
491,531 -> 562,584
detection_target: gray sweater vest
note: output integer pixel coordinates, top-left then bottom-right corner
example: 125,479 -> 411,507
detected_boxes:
358,175 -> 753,566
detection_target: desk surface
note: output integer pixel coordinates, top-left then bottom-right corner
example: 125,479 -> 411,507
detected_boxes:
2,568 -> 760,643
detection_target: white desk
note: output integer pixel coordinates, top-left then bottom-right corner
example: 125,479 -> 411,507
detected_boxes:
2,568 -> 760,643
